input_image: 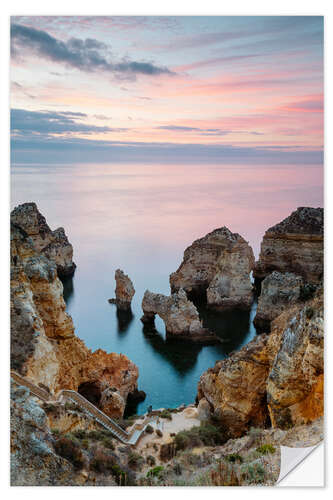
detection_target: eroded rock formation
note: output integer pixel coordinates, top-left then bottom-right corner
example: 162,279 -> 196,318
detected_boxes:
253,271 -> 304,332
198,290 -> 323,436
198,334 -> 270,437
11,202 -> 76,278
170,227 -> 255,310
10,207 -> 139,418
266,291 -> 324,429
141,289 -> 219,343
108,269 -> 135,311
253,207 -> 323,285
10,379 -> 84,486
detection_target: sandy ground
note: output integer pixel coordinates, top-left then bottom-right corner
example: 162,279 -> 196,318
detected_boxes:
134,405 -> 201,452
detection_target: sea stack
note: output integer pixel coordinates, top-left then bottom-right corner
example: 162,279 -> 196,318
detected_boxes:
141,289 -> 219,343
170,227 -> 255,310
11,202 -> 76,278
109,269 -> 135,311
253,207 -> 323,286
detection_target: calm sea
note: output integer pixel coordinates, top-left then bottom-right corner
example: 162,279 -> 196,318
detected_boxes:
11,162 -> 322,414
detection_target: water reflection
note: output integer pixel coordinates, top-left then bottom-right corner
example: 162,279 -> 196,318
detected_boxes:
196,300 -> 258,355
115,308 -> 134,333
62,276 -> 74,307
12,162 -> 317,413
141,325 -> 204,375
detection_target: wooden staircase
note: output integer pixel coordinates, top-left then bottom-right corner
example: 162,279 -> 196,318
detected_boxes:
10,370 -> 155,445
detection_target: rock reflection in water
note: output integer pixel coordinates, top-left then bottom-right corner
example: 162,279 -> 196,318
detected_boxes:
62,276 -> 74,307
116,308 -> 134,333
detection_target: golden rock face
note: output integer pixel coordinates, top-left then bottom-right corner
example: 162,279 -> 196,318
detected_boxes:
170,226 -> 255,311
198,291 -> 324,436
254,207 -> 323,284
10,205 -> 139,418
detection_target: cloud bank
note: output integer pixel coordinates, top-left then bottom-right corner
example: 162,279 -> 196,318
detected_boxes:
11,23 -> 174,76
11,109 -> 128,135
11,133 -> 323,166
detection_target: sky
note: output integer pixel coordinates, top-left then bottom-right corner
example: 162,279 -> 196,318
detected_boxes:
10,16 -> 323,164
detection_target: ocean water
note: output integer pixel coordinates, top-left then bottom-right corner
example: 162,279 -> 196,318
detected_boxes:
11,162 -> 322,414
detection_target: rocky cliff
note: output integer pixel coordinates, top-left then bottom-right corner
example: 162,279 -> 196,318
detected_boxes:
170,227 -> 255,310
11,207 -> 139,418
11,202 -> 76,278
253,207 -> 323,284
109,269 -> 135,311
198,289 -> 323,437
10,379 -> 85,486
253,271 -> 305,332
141,289 -> 218,343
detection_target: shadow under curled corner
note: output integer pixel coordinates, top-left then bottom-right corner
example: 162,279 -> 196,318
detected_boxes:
276,441 -> 324,486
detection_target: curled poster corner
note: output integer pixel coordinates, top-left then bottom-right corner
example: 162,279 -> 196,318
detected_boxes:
276,441 -> 324,486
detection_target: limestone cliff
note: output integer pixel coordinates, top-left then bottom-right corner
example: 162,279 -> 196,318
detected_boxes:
266,291 -> 324,429
10,209 -> 139,418
10,380 -> 84,486
170,227 -> 255,310
141,289 -> 219,343
198,334 -> 270,437
253,207 -> 323,284
198,290 -> 323,436
253,271 -> 304,332
11,202 -> 76,278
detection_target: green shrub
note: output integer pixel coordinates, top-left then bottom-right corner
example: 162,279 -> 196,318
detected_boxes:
300,284 -> 316,301
224,453 -> 243,464
256,444 -> 276,455
146,455 -> 156,466
306,307 -> 314,319
72,429 -> 87,440
128,451 -> 144,469
87,430 -> 105,441
89,448 -> 117,474
102,437 -> 115,450
145,424 -> 154,434
174,423 -> 228,451
241,463 -> 266,484
51,428 -> 60,437
82,439 -> 89,450
147,465 -> 164,478
54,437 -> 85,470
173,462 -> 182,475
159,410 -> 172,420
156,429 -> 163,437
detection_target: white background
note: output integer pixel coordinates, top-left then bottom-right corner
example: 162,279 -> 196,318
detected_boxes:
0,0 -> 331,497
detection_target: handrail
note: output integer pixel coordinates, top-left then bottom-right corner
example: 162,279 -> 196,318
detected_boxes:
10,370 -> 154,445
11,371 -> 51,402
60,389 -> 129,439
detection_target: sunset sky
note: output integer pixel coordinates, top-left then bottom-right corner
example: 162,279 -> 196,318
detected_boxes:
10,16 -> 323,164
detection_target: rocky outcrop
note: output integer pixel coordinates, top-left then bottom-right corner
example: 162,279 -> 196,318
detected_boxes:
198,290 -> 323,436
78,349 -> 139,418
198,334 -> 270,437
11,202 -> 76,278
10,379 -> 83,486
141,289 -> 219,343
108,269 -> 135,311
10,210 -> 139,419
266,292 -> 324,429
253,207 -> 323,285
170,227 -> 255,310
253,271 -> 304,332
